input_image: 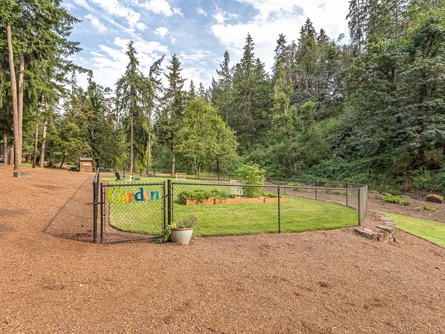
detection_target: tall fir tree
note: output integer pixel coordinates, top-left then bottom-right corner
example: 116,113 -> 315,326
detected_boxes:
156,54 -> 187,175
115,41 -> 146,173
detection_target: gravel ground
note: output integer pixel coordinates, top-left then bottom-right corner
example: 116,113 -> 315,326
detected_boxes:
0,166 -> 444,333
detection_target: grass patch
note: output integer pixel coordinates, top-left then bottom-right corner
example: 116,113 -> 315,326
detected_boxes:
103,177 -> 359,237
382,212 -> 445,248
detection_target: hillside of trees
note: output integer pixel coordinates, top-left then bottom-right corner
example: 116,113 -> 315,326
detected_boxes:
1,0 -> 444,194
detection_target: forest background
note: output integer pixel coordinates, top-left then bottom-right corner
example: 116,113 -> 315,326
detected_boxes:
1,0 -> 445,195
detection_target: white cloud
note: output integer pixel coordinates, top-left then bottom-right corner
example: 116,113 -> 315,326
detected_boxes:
197,8 -> 207,16
85,14 -> 107,32
73,0 -> 95,12
172,8 -> 184,17
90,0 -> 142,28
136,22 -> 148,31
181,66 -> 211,89
170,36 -> 177,45
179,50 -> 212,64
140,0 -> 173,16
154,27 -> 169,37
212,7 -> 239,24
211,0 -> 349,72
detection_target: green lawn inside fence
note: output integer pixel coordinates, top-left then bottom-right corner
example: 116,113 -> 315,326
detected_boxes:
103,177 -> 359,237
382,212 -> 445,248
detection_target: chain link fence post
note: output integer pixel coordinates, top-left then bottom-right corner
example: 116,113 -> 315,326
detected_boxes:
168,179 -> 172,225
100,183 -> 104,244
93,178 -> 97,244
163,181 -> 166,229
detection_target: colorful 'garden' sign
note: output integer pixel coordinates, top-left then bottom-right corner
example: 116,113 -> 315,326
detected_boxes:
107,187 -> 160,204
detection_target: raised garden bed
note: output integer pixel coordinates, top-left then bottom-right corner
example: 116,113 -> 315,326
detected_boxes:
185,197 -> 287,206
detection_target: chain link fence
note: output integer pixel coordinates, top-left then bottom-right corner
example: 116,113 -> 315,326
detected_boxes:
93,171 -> 368,243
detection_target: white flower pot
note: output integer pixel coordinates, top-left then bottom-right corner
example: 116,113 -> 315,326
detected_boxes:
170,228 -> 194,245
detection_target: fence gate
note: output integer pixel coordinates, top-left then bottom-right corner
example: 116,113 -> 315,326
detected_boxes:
98,182 -> 165,244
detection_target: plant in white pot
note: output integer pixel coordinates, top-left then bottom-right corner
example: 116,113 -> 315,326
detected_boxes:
156,216 -> 197,245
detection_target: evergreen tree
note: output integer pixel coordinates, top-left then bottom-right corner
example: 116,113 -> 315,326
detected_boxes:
156,53 -> 187,175
212,51 -> 233,126
188,80 -> 196,99
272,34 -> 288,83
1,0 -> 81,172
144,56 -> 164,174
115,41 -> 146,173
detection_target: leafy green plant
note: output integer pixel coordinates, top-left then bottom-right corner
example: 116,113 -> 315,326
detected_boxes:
177,189 -> 229,204
176,215 -> 198,228
236,162 -> 265,198
154,223 -> 177,243
263,192 -> 278,198
375,194 -> 410,205
287,182 -> 305,191
382,195 -> 411,206
414,205 -> 438,212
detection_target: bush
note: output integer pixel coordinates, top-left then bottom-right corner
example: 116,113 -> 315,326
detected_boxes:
287,182 -> 305,191
263,192 -> 278,198
236,162 -> 265,198
375,194 -> 411,206
176,215 -> 198,228
414,205 -> 438,212
177,189 -> 229,204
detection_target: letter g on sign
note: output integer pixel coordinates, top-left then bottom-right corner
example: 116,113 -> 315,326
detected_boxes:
108,187 -> 121,204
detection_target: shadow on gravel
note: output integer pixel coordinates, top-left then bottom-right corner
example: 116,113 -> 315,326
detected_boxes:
43,176 -> 96,243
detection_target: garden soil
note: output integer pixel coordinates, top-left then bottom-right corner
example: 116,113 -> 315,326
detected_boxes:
0,166 -> 444,333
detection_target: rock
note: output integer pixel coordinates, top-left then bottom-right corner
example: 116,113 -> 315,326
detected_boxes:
13,171 -> 31,178
426,194 -> 443,204
376,225 -> 394,233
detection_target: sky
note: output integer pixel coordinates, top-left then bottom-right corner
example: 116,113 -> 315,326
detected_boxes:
63,0 -> 350,90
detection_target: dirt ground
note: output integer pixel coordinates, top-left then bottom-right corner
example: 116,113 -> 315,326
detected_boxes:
1,166 -> 444,333
367,190 -> 445,223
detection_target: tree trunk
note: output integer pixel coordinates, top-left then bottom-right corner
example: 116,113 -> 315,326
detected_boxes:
198,161 -> 201,179
130,111 -> 133,174
39,102 -> 48,168
3,133 -> 8,165
146,108 -> 152,175
18,7 -> 25,166
8,146 -> 14,166
33,105 -> 39,168
171,133 -> 175,176
6,24 -> 21,172
60,154 -> 66,169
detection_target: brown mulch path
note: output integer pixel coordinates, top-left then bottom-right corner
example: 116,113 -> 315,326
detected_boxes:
367,190 -> 445,223
0,166 -> 444,333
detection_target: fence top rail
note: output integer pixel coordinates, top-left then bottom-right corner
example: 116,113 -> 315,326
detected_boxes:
265,176 -> 367,187
93,169 -> 101,183
171,181 -> 361,191
103,182 -> 165,187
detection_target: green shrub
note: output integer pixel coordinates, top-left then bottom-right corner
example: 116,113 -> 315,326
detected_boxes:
414,205 -> 438,212
236,162 -> 265,198
176,215 -> 198,228
263,192 -> 278,198
177,189 -> 229,204
379,194 -> 411,206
